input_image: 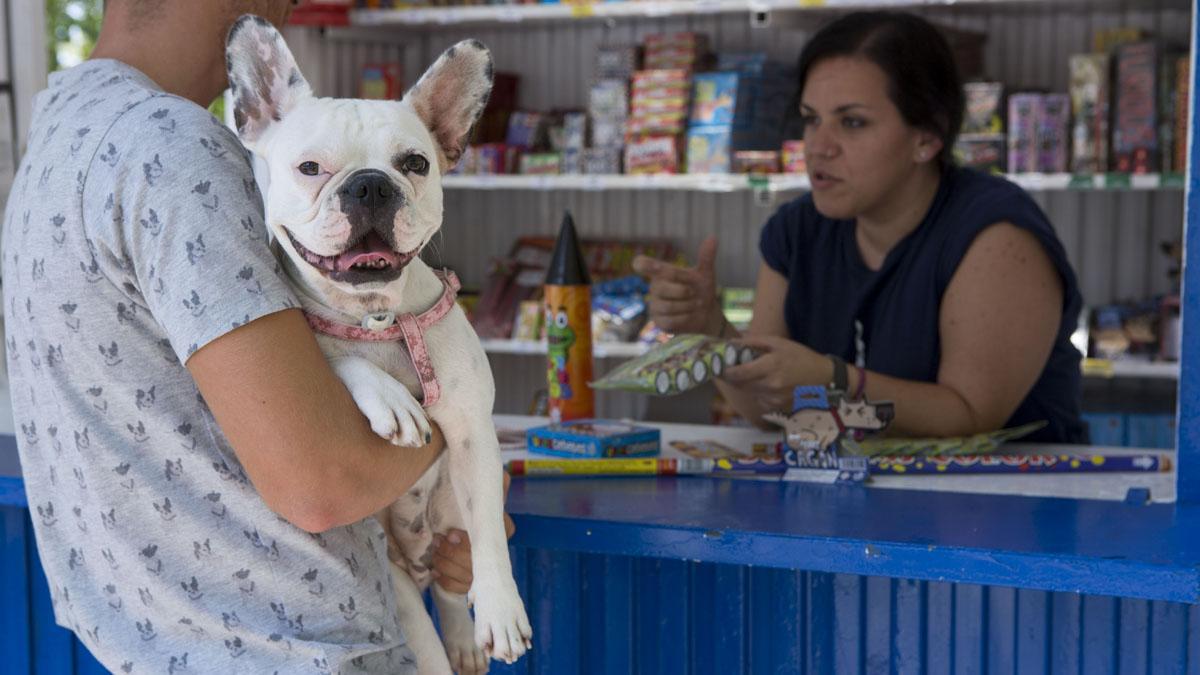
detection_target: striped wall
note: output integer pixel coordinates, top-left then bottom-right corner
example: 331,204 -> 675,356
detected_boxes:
280,5 -> 1189,418
5,506 -> 1198,675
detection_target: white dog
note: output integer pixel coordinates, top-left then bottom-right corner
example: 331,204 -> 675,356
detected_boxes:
226,16 -> 531,673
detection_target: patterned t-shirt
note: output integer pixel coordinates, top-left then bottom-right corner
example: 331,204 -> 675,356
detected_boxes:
1,59 -> 416,674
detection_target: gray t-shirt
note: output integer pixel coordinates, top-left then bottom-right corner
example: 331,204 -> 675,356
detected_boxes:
1,60 -> 415,674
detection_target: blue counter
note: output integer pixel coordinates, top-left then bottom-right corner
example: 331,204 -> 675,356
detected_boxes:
3,423 -> 1199,674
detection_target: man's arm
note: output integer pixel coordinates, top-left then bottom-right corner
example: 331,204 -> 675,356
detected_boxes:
187,308 -> 443,533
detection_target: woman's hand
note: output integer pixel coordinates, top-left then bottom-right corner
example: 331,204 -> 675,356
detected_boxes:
431,471 -> 516,595
721,335 -> 834,413
632,236 -> 725,336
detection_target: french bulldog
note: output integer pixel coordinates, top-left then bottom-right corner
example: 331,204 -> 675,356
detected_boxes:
226,15 -> 531,673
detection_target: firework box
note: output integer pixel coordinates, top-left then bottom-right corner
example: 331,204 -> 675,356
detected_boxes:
526,419 -> 661,458
1114,41 -> 1158,174
625,135 -> 681,174
781,140 -> 807,173
686,126 -> 732,173
359,63 -> 403,100
962,82 -> 1004,134
1038,93 -> 1070,173
690,72 -> 739,126
1069,54 -> 1110,174
1007,93 -> 1040,173
955,134 -> 1005,173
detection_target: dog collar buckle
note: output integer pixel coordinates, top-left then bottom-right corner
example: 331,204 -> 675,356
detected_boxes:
360,311 -> 397,331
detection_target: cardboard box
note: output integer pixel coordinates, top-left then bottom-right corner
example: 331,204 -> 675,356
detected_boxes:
1069,54 -> 1110,174
1114,41 -> 1159,174
526,419 -> 662,458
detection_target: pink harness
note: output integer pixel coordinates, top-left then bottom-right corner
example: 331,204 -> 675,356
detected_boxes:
303,270 -> 460,408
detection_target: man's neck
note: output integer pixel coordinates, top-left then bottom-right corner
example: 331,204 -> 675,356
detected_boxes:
89,7 -> 225,107
854,165 -> 943,270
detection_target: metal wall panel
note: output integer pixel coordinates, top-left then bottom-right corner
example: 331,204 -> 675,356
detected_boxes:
281,7 -> 1188,417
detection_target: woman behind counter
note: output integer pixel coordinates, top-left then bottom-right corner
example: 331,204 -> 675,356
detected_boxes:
633,11 -> 1087,443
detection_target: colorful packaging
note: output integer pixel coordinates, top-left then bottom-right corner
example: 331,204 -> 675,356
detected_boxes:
954,136 -> 1005,173
1069,54 -> 1110,174
359,63 -> 403,100
961,82 -> 1004,134
1007,93 -> 1040,173
526,419 -> 661,458
595,45 -> 641,79
474,143 -> 514,174
506,111 -> 546,149
1114,41 -> 1158,174
512,299 -> 544,341
589,79 -> 629,120
1037,93 -> 1070,173
1159,52 -> 1188,174
690,72 -> 739,126
733,150 -> 780,174
583,147 -> 622,174
624,136 -> 680,175
519,152 -> 562,175
544,212 -> 594,422
781,140 -> 806,173
591,334 -> 755,396
686,126 -> 732,174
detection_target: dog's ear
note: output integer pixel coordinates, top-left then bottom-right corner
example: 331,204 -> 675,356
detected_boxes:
225,15 -> 312,148
402,40 -> 494,171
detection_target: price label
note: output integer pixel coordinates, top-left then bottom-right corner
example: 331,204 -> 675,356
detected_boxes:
569,2 -> 595,17
1104,172 -> 1132,189
798,0 -> 825,6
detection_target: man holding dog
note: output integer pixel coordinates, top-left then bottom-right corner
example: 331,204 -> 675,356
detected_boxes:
2,1 -> 499,671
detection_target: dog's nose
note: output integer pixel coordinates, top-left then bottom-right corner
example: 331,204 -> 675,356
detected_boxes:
340,170 -> 397,211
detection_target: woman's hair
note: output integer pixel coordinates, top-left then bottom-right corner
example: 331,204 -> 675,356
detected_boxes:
796,11 -> 965,167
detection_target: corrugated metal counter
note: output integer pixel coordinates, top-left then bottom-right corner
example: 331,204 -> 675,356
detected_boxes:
2,420 -> 1198,674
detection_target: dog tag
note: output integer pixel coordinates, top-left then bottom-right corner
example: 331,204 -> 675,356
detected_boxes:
360,311 -> 396,331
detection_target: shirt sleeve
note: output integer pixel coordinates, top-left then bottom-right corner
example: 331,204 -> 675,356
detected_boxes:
83,96 -> 298,363
758,197 -> 800,277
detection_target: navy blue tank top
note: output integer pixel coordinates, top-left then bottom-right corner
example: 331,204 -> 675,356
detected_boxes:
759,166 -> 1087,444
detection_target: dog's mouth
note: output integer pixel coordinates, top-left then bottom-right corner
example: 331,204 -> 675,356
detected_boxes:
286,229 -> 418,284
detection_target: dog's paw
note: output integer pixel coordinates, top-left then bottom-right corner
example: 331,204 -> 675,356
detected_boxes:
471,582 -> 532,665
330,356 -> 431,447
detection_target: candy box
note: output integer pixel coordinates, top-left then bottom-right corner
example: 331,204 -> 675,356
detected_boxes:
526,419 -> 661,458
591,334 -> 755,395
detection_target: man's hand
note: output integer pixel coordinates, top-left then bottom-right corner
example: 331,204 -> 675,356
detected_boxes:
431,471 -> 516,595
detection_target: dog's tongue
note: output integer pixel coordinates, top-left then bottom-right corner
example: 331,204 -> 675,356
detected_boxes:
337,232 -> 400,271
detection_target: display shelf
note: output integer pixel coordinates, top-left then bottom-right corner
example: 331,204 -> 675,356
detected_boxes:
1083,358 -> 1181,380
481,338 -> 649,358
484,341 -> 1182,380
442,172 -> 1182,193
350,0 -> 1190,28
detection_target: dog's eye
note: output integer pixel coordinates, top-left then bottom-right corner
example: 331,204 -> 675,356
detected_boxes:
298,161 -> 320,176
402,155 -> 429,175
